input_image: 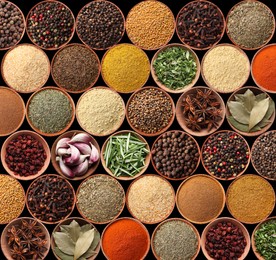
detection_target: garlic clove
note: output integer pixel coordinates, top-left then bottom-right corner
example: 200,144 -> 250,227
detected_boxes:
55,137 -> 70,154
64,154 -> 89,166
73,142 -> 92,155
89,143 -> 99,164
57,148 -> 70,157
59,158 -> 75,178
72,159 -> 89,176
64,144 -> 81,165
68,133 -> 93,144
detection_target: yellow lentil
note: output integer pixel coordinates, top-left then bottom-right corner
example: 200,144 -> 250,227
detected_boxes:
101,44 -> 150,93
0,174 -> 25,224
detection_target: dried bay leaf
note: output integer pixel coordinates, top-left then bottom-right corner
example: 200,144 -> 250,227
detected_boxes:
255,93 -> 267,102
60,220 -> 81,243
227,116 -> 249,132
54,247 -> 74,260
87,229 -> 100,252
240,89 -> 255,112
248,98 -> 269,131
74,229 -> 95,260
228,101 -> 250,124
53,232 -> 75,255
80,224 -> 92,236
263,99 -> 275,121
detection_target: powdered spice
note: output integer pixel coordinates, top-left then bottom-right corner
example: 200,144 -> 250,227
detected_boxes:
227,174 -> 275,224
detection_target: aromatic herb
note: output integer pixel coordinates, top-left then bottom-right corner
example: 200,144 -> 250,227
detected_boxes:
6,219 -> 48,260
177,175 -> 225,224
77,175 -> 125,223
127,87 -> 174,134
202,45 -> 250,93
0,1 -> 25,49
126,0 -> 175,50
53,220 -> 100,260
227,1 -> 274,49
76,0 -> 125,50
153,47 -> 197,90
182,88 -> 223,132
252,131 -> 276,180
153,219 -> 199,260
227,89 -> 275,132
28,88 -> 73,134
227,175 -> 275,224
27,1 -> 74,49
152,131 -> 200,179
205,221 -> 247,259
104,132 -> 149,178
0,174 -> 25,224
254,219 -> 276,260
176,1 -> 224,49
52,44 -> 100,92
127,175 -> 175,224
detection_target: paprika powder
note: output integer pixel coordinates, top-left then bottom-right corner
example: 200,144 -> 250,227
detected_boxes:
102,218 -> 150,260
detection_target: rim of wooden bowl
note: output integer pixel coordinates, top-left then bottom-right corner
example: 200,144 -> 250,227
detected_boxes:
100,217 -> 151,260
1,130 -> 51,181
0,87 -> 25,137
201,217 -> 251,260
75,174 -> 125,225
176,86 -> 226,137
26,174 -> 76,224
151,130 -> 200,181
226,174 -> 275,224
1,217 -> 51,260
226,86 -> 275,136
151,43 -> 200,94
51,43 -> 101,94
51,130 -> 100,181
176,174 -> 226,224
26,86 -> 75,137
175,0 -> 225,51
50,217 -> 101,260
151,218 -> 201,260
101,130 -> 151,181
200,130 -> 251,181
226,0 -> 275,51
1,44 -> 50,94
75,0 -> 125,51
125,0 -> 175,51
126,86 -> 176,137
201,43 -> 250,93
25,0 -> 75,51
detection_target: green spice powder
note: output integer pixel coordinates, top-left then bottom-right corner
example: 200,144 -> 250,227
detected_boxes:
28,89 -> 73,134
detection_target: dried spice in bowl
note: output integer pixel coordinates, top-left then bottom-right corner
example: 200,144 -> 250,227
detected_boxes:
176,0 -> 225,50
227,174 -> 275,224
76,0 -> 125,50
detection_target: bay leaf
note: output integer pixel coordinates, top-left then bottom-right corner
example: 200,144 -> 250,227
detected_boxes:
53,232 -> 75,255
54,247 -> 74,260
227,101 -> 250,124
241,89 -> 255,112
60,220 -> 81,243
74,229 -> 95,260
250,124 -> 262,132
80,224 -> 92,236
227,116 -> 249,132
79,247 -> 97,259
263,99 -> 275,121
88,229 -> 100,252
249,98 -> 269,131
255,119 -> 271,129
255,93 -> 267,102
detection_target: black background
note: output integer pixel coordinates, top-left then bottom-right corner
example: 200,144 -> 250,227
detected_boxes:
0,0 -> 275,259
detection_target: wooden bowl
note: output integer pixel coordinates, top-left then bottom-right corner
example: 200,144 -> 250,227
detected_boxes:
151,218 -> 200,260
0,87 -> 25,137
51,43 -> 101,94
0,1 -> 25,51
76,86 -> 125,137
51,217 -> 101,260
101,130 -> 150,181
201,43 -> 250,93
26,0 -> 75,51
126,86 -> 175,137
126,174 -> 175,224
226,86 -> 275,137
26,87 -> 75,137
76,174 -> 125,224
51,130 -> 100,180
176,86 -> 226,137
201,130 -> 250,181
252,216 -> 276,260
201,217 -> 251,260
76,0 -> 125,51
151,43 -> 200,94
176,174 -> 225,224
1,44 -> 50,94
1,217 -> 50,260
101,217 -> 150,259
251,43 -> 276,94
176,0 -> 225,51
1,130 -> 50,181
226,1 -> 275,51
151,130 -> 200,181
251,130 -> 276,181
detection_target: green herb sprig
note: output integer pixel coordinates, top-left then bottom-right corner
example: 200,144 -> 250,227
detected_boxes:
153,46 -> 197,90
104,133 -> 149,177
